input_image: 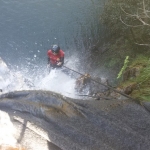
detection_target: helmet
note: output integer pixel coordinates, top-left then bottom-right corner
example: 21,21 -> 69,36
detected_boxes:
51,45 -> 60,54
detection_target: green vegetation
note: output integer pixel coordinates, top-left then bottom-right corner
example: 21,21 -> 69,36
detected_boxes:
132,57 -> 150,101
117,56 -> 129,79
120,56 -> 150,101
101,0 -> 150,46
100,0 -> 150,101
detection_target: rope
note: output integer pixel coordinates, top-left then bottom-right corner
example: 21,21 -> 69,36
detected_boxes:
77,94 -> 113,100
63,65 -> 137,101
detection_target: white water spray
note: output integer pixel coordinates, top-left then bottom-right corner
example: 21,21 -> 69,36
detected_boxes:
0,57 -> 78,98
36,68 -> 77,97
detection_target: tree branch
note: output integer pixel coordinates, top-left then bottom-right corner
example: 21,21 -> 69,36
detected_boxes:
142,0 -> 150,18
120,1 -> 150,27
135,42 -> 150,47
120,16 -> 144,27
120,5 -> 137,17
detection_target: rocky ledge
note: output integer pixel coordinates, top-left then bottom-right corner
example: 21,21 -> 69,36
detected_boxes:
0,90 -> 150,150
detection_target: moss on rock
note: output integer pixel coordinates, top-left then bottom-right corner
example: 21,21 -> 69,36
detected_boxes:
118,55 -> 150,102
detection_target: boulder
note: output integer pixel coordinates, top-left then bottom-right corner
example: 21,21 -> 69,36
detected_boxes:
0,90 -> 150,150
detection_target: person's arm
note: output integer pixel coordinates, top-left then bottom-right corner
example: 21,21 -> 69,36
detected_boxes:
57,57 -> 64,67
57,50 -> 64,66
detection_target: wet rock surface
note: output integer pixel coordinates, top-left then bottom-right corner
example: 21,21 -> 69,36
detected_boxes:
0,90 -> 150,150
74,73 -> 109,98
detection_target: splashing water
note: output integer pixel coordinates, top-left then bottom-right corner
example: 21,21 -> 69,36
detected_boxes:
0,57 -> 78,98
36,68 -> 77,97
0,57 -> 31,93
0,57 -> 88,149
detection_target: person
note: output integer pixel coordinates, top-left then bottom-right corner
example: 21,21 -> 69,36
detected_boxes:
47,44 -> 65,69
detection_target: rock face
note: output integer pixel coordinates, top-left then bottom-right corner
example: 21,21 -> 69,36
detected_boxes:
123,66 -> 143,81
75,73 -> 109,95
0,90 -> 150,150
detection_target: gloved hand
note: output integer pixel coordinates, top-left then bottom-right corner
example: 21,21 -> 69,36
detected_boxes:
57,62 -> 62,66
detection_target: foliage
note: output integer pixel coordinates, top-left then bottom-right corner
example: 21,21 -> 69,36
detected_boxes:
129,55 -> 149,67
99,0 -> 150,101
119,55 -> 150,101
134,57 -> 150,84
117,56 -> 129,79
101,0 -> 150,48
131,87 -> 150,102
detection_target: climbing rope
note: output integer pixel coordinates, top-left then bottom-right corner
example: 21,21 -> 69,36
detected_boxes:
63,65 -> 137,101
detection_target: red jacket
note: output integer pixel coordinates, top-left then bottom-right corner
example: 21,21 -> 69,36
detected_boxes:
47,49 -> 64,66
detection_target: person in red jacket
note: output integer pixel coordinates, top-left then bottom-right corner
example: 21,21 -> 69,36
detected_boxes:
47,44 -> 65,69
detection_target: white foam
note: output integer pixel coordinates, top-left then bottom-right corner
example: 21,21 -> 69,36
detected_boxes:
0,57 -> 78,98
36,69 -> 76,97
0,57 -> 34,94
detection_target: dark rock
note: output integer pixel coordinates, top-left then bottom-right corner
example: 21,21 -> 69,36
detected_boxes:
142,102 -> 150,112
123,66 -> 142,81
123,83 -> 137,95
0,90 -> 150,150
75,74 -> 109,96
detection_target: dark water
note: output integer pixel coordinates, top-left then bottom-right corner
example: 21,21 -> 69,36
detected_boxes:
0,0 -> 105,75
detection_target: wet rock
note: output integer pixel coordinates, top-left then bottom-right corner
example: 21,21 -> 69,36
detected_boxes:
75,73 -> 91,93
75,73 -> 109,96
123,66 -> 143,81
142,102 -> 150,112
109,82 -> 137,100
123,82 -> 137,95
109,87 -> 124,99
0,90 -> 150,150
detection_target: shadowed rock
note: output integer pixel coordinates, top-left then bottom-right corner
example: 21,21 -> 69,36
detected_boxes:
75,73 -> 109,95
0,90 -> 150,150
